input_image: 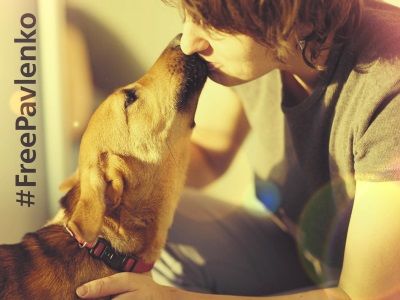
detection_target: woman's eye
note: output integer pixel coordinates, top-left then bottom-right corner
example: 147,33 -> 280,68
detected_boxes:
124,89 -> 138,108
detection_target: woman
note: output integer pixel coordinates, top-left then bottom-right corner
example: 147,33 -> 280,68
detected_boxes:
77,0 -> 400,299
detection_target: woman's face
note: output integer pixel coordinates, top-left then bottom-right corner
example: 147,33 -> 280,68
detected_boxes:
180,16 -> 281,86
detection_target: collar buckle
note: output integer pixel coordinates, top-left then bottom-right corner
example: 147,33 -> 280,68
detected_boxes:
88,237 -> 139,272
64,223 -> 153,273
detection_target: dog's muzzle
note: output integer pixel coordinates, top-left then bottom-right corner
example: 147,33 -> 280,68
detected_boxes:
170,34 -> 208,111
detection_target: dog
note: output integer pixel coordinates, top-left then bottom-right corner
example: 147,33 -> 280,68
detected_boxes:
0,34 -> 207,299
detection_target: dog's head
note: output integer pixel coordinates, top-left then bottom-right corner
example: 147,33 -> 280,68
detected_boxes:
64,35 -> 207,244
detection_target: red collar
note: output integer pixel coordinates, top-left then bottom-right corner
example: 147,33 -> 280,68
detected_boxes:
64,224 -> 154,273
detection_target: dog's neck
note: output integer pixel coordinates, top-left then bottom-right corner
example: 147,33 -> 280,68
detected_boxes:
63,223 -> 154,273
56,183 -> 176,264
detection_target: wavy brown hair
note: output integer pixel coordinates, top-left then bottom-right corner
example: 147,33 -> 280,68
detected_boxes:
164,0 -> 364,68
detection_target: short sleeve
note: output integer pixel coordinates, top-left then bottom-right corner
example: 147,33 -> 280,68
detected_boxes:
354,92 -> 400,181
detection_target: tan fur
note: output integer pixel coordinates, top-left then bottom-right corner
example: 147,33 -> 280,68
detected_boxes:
0,35 -> 207,299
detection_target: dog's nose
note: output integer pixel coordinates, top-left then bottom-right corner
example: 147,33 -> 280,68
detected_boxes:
169,33 -> 183,48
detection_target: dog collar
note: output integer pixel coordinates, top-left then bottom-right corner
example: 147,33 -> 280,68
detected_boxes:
64,224 -> 154,273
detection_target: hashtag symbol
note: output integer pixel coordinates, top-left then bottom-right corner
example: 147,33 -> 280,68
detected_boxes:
16,190 -> 35,207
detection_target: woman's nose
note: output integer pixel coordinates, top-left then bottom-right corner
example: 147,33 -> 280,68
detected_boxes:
180,22 -> 210,55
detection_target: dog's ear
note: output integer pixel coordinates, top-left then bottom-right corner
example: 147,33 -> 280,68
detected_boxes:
59,170 -> 79,193
68,154 -> 129,242
104,154 -> 131,209
68,166 -> 106,243
105,169 -> 124,209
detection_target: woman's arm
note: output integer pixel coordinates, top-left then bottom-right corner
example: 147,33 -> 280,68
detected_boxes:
177,287 -> 350,300
76,181 -> 400,300
339,181 -> 400,299
76,273 -> 349,299
185,79 -> 249,188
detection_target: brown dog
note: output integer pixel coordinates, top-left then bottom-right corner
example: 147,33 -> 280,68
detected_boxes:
0,34 -> 207,299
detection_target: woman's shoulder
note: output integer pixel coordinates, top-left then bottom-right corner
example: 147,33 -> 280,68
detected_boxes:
351,1 -> 400,68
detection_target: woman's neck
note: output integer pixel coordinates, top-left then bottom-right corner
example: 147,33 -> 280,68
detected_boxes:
281,31 -> 335,96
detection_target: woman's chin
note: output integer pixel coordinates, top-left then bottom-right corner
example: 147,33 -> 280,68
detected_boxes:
207,70 -> 248,87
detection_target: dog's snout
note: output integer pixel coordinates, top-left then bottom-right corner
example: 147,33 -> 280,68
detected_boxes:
169,33 -> 183,49
144,34 -> 207,112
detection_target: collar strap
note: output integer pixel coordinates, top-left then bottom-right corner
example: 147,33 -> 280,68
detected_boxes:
64,224 -> 96,249
64,224 -> 154,273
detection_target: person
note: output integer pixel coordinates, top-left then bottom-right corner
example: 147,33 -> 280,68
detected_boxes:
75,0 -> 400,299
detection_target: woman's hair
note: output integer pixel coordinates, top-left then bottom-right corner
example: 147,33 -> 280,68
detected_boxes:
165,0 -> 364,68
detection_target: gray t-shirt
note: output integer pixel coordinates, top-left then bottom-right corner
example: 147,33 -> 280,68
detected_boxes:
233,0 -> 400,283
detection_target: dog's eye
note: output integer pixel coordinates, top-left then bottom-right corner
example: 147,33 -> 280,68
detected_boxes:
124,89 -> 138,108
